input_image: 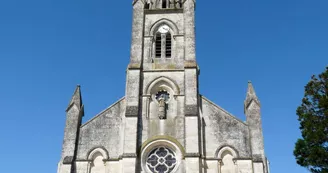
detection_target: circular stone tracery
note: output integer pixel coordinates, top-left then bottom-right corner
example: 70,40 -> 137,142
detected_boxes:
146,147 -> 177,173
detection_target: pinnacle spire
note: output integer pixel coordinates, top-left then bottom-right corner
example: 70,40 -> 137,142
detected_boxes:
66,85 -> 83,111
244,81 -> 260,110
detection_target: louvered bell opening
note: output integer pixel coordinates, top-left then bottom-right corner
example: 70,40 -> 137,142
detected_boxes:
165,33 -> 171,58
179,2 -> 183,8
155,33 -> 161,58
162,0 -> 167,9
144,3 -> 150,9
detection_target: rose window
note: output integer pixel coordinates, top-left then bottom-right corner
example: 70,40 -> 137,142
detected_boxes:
146,147 -> 177,173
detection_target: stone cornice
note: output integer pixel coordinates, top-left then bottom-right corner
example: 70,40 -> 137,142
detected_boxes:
145,8 -> 183,14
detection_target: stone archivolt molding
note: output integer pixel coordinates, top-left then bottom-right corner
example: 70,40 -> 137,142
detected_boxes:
87,147 -> 109,161
145,76 -> 180,96
216,146 -> 238,159
86,148 -> 109,173
148,18 -> 179,36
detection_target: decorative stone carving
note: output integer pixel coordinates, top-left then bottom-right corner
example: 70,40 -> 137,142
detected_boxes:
156,90 -> 170,119
158,97 -> 166,119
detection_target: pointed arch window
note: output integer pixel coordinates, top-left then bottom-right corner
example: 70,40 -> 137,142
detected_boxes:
154,25 -> 172,59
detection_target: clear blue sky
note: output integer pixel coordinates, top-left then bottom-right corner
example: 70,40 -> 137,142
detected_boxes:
0,0 -> 327,172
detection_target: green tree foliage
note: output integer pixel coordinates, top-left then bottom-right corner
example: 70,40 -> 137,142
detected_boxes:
294,67 -> 328,173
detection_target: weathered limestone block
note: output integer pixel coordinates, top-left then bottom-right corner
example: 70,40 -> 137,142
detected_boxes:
122,158 -> 136,173
75,162 -> 88,173
205,160 -> 219,173
107,161 -> 121,173
185,158 -> 200,173
236,160 -> 253,173
185,116 -> 199,153
253,162 -> 265,173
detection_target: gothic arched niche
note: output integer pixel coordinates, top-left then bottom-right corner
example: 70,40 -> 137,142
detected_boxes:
147,77 -> 177,120
87,148 -> 109,173
145,77 -> 180,122
90,153 -> 105,173
221,150 -> 235,173
217,147 -> 238,173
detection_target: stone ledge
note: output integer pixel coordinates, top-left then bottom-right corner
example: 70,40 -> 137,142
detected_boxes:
252,155 -> 264,162
202,157 -> 221,161
185,153 -> 200,158
145,8 -> 183,14
184,61 -> 197,68
233,158 -> 253,161
122,153 -> 137,158
63,156 -> 74,164
143,69 -> 185,72
128,63 -> 141,69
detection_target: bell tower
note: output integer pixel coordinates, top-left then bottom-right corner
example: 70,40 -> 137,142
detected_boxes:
57,1 -> 270,173
123,0 -> 200,172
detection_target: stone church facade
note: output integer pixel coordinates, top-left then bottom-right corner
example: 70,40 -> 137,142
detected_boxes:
57,0 -> 269,173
